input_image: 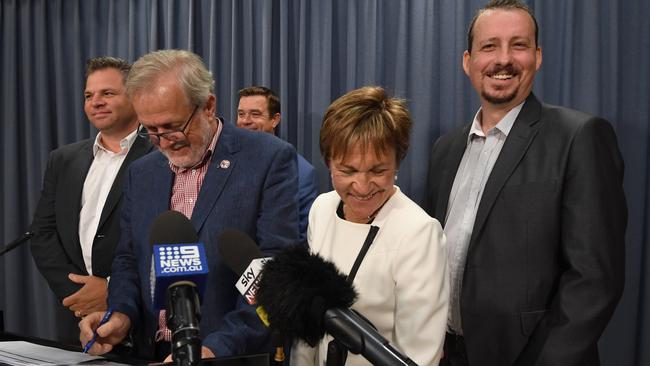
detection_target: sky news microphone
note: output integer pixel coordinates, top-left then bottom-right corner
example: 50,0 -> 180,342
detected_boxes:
256,245 -> 418,366
150,210 -> 209,366
217,229 -> 285,364
217,229 -> 271,307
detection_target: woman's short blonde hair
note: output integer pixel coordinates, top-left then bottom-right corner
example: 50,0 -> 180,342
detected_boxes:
320,86 -> 412,166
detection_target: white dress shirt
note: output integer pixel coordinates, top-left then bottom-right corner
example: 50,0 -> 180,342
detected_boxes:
78,129 -> 138,275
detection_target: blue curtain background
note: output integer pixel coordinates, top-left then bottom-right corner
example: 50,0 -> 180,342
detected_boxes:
1,1 -> 648,365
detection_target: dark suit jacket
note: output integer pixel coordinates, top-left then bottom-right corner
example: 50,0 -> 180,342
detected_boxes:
426,94 -> 627,366
31,134 -> 152,300
108,120 -> 300,359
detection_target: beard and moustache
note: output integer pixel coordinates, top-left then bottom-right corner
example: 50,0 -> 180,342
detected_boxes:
160,134 -> 211,169
482,64 -> 520,105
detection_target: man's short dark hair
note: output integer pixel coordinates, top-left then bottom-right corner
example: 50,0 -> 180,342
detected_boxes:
467,0 -> 539,53
85,56 -> 131,83
238,86 -> 281,116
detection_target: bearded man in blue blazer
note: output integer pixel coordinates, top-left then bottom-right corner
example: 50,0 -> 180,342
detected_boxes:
426,1 -> 627,365
79,50 -> 299,361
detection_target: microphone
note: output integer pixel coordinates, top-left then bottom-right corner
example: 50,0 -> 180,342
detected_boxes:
0,231 -> 34,256
217,229 -> 271,307
255,245 -> 418,366
150,210 -> 209,366
217,229 -> 284,363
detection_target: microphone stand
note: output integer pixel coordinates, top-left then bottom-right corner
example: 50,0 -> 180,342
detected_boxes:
1,231 -> 33,333
326,339 -> 348,366
0,231 -> 34,257
271,331 -> 286,365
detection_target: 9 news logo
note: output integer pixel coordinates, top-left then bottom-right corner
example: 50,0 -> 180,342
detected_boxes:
157,244 -> 205,273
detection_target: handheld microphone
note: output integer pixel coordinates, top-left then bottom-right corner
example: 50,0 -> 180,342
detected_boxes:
217,229 -> 284,363
150,210 -> 209,366
256,245 -> 418,366
217,229 -> 271,307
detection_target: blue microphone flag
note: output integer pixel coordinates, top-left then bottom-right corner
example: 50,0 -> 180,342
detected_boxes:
153,242 -> 209,309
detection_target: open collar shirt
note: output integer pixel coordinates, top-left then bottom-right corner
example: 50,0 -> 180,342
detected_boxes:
444,102 -> 523,334
79,128 -> 139,275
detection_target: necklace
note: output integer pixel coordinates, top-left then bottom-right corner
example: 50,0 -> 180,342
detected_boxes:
342,198 -> 388,224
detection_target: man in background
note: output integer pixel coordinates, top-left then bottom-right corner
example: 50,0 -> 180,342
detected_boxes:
80,50 -> 299,361
237,86 -> 318,242
30,56 -> 151,344
426,1 -> 627,365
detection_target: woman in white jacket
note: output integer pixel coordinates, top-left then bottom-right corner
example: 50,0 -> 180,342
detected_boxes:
291,86 -> 449,366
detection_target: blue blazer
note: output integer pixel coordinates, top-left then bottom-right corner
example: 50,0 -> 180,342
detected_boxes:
297,153 -> 318,242
108,120 -> 300,358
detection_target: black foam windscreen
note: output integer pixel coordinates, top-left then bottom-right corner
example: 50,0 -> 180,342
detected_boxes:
149,210 -> 198,246
217,228 -> 264,277
255,245 -> 358,346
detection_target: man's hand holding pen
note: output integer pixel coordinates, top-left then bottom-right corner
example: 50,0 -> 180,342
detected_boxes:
79,310 -> 131,355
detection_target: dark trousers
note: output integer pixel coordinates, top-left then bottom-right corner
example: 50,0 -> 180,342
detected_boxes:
440,332 -> 470,366
53,304 -> 83,347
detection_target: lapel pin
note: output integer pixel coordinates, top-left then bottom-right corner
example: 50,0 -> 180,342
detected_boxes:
220,160 -> 230,169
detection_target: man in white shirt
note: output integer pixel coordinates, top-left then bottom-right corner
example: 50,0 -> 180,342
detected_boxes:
426,1 -> 626,365
30,56 -> 151,344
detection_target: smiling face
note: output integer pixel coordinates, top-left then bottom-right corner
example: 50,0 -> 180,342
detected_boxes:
133,78 -> 217,168
84,68 -> 137,135
463,8 -> 542,110
237,95 -> 280,133
329,143 -> 397,224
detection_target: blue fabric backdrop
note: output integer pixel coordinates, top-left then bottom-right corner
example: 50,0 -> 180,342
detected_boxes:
1,1 -> 648,365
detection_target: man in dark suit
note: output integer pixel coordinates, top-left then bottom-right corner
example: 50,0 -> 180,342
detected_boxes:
236,86 -> 318,242
79,50 -> 299,361
30,57 -> 151,344
425,1 -> 627,365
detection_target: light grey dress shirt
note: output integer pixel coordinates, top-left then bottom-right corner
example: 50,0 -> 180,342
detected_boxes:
444,103 -> 523,334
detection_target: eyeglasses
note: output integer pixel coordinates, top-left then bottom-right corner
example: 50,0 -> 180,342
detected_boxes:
138,105 -> 199,143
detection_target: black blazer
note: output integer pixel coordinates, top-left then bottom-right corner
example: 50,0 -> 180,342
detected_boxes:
31,134 -> 152,301
426,94 -> 627,366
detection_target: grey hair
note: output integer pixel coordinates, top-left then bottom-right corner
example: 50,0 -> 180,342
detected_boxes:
126,49 -> 215,106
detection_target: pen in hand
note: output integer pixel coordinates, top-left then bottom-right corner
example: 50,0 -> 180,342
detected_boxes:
82,309 -> 114,354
